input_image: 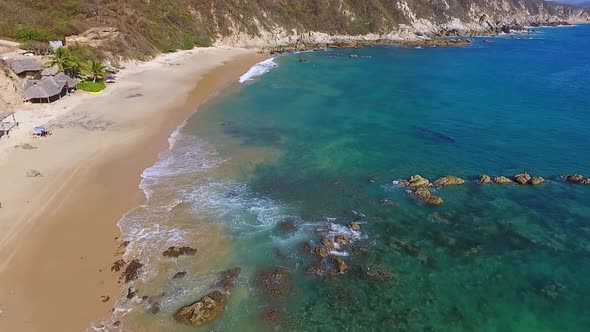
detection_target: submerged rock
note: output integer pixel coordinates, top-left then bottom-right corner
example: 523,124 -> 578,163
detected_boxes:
479,174 -> 492,183
163,246 -> 197,258
562,174 -> 590,185
493,176 -> 513,184
256,267 -> 292,298
215,267 -> 241,291
277,219 -> 297,232
332,256 -> 349,273
414,187 -> 444,205
528,176 -> 545,185
111,259 -> 126,273
513,173 -> 532,184
120,259 -> 143,283
433,176 -> 465,187
360,266 -> 395,281
174,291 -> 226,326
306,263 -> 325,277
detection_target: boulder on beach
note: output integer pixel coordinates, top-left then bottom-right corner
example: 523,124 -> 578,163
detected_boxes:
479,174 -> 492,183
528,176 -> 545,185
562,174 -> 590,185
493,176 -> 513,184
26,169 -> 42,177
332,256 -> 349,273
433,176 -> 465,187
513,173 -> 532,184
174,291 -> 226,326
414,187 -> 444,205
407,175 -> 430,188
163,246 -> 197,258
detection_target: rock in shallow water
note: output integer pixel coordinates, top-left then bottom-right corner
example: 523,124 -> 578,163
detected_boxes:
562,174 -> 590,185
493,176 -> 513,184
414,187 -> 444,205
163,246 -> 197,258
332,256 -> 349,273
528,176 -> 545,185
433,176 -> 465,187
408,174 -> 431,188
479,174 -> 492,183
174,291 -> 226,326
513,173 -> 532,184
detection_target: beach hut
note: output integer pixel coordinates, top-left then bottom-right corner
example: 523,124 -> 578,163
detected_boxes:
23,73 -> 78,103
8,59 -> 44,78
41,67 -> 58,77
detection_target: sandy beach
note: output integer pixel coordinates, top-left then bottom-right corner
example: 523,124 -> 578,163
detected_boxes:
0,47 -> 265,332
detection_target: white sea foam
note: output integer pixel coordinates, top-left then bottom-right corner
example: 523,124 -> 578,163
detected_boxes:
238,58 -> 277,83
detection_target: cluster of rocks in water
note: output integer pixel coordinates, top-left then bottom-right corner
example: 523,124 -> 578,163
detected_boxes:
397,172 -> 590,205
174,268 -> 241,326
264,38 -> 473,55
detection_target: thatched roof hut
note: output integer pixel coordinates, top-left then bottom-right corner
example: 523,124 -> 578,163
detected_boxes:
23,72 -> 77,103
9,59 -> 43,77
41,67 -> 58,76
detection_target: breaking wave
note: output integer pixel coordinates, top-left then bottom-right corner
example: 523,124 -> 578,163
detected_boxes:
238,58 -> 277,83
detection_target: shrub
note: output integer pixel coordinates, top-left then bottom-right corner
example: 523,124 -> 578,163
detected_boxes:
14,26 -> 49,42
77,80 -> 106,93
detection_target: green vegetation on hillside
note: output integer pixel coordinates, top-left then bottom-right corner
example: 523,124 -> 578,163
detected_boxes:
1,0 -> 587,59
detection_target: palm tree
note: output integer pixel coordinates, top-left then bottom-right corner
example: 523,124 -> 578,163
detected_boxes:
88,61 -> 106,83
48,47 -> 74,72
48,47 -> 81,77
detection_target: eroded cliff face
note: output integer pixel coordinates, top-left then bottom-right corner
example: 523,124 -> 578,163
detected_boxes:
210,0 -> 590,48
2,0 -> 588,57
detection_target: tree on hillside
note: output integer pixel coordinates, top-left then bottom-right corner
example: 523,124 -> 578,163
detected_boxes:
88,61 -> 105,83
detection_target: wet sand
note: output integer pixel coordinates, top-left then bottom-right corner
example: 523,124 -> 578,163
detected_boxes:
0,47 -> 266,332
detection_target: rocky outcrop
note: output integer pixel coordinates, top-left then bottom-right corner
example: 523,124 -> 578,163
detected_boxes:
349,222 -> 361,231
529,176 -> 545,185
332,257 -> 349,273
493,176 -> 513,184
513,173 -> 532,184
414,187 -> 444,205
433,176 -> 465,187
174,267 -> 241,326
562,174 -> 590,185
479,174 -> 492,183
407,175 -> 431,188
163,246 -> 197,258
174,291 -> 226,326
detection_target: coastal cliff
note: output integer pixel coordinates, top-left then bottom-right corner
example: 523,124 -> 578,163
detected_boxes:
1,1 -> 589,58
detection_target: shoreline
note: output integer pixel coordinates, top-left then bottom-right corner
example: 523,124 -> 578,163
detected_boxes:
0,47 -> 266,332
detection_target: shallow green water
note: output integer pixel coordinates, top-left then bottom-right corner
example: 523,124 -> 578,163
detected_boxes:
107,26 -> 590,332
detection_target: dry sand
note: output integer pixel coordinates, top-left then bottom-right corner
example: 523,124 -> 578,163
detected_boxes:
0,47 -> 265,332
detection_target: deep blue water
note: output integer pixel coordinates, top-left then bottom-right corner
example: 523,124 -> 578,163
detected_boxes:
114,26 -> 590,332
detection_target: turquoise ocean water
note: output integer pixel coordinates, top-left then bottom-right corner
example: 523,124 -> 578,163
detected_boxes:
107,25 -> 590,332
